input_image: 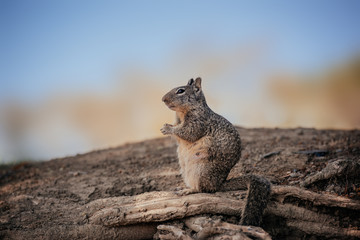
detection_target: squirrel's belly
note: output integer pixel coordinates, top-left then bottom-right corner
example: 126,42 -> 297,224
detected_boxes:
176,137 -> 211,190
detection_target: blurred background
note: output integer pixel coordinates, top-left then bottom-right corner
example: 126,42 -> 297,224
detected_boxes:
1,0 -> 360,163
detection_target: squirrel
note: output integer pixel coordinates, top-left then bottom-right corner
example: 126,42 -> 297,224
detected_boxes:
160,77 -> 271,226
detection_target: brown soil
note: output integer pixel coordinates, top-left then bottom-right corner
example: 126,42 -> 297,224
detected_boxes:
1,127 -> 359,239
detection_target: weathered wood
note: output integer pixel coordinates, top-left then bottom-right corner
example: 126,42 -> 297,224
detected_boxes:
157,216 -> 272,240
157,225 -> 193,240
271,185 -> 360,210
186,216 -> 272,240
266,202 -> 360,238
86,191 -> 244,226
83,185 -> 360,239
286,220 -> 360,238
301,159 -> 360,187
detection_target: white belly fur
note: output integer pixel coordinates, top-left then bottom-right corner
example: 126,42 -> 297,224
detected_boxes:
176,136 -> 210,191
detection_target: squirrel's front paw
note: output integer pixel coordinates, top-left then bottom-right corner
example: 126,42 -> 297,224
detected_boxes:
160,123 -> 173,135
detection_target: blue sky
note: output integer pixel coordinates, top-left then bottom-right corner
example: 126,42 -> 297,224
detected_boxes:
1,0 -> 360,102
1,0 -> 360,162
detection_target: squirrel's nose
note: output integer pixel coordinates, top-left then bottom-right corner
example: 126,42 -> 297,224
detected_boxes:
162,95 -> 169,103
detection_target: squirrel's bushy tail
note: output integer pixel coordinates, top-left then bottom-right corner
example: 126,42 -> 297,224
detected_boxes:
223,175 -> 271,226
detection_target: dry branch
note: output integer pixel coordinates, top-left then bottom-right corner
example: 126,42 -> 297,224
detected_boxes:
156,216 -> 272,240
300,159 -> 360,187
157,224 -> 192,240
271,185 -> 360,210
83,186 -> 360,239
186,216 -> 271,240
86,191 -> 244,226
286,220 -> 360,239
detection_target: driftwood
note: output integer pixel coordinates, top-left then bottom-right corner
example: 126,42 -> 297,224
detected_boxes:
301,159 -> 360,187
157,216 -> 272,240
271,185 -> 360,210
81,185 -> 360,239
85,191 -> 244,226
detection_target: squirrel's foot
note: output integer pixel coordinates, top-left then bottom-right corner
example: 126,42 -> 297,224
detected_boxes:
174,186 -> 183,191
160,123 -> 174,135
175,188 -> 198,196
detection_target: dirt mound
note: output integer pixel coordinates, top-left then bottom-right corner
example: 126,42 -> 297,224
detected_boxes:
1,127 -> 359,239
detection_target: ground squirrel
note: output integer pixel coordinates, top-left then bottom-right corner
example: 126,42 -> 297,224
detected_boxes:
161,77 -> 271,226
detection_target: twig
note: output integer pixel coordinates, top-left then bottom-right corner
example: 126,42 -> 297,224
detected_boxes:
262,151 -> 281,159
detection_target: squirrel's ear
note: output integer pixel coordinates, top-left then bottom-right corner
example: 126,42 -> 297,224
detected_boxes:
187,78 -> 194,86
194,77 -> 202,92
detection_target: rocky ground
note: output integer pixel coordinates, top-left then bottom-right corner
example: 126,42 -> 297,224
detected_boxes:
0,127 -> 359,239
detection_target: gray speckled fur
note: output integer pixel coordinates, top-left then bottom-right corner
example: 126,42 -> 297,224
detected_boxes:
161,78 -> 270,226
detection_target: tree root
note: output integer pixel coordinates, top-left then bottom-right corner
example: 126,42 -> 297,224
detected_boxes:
266,202 -> 360,238
286,220 -> 360,239
186,216 -> 271,240
85,191 -> 244,226
300,159 -> 360,187
156,216 -> 272,240
81,185 -> 360,239
157,224 -> 192,240
271,185 -> 360,210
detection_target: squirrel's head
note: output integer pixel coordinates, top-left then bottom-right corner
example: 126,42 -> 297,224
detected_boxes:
162,77 -> 206,112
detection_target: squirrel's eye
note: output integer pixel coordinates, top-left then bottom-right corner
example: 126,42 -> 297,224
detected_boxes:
176,88 -> 185,94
